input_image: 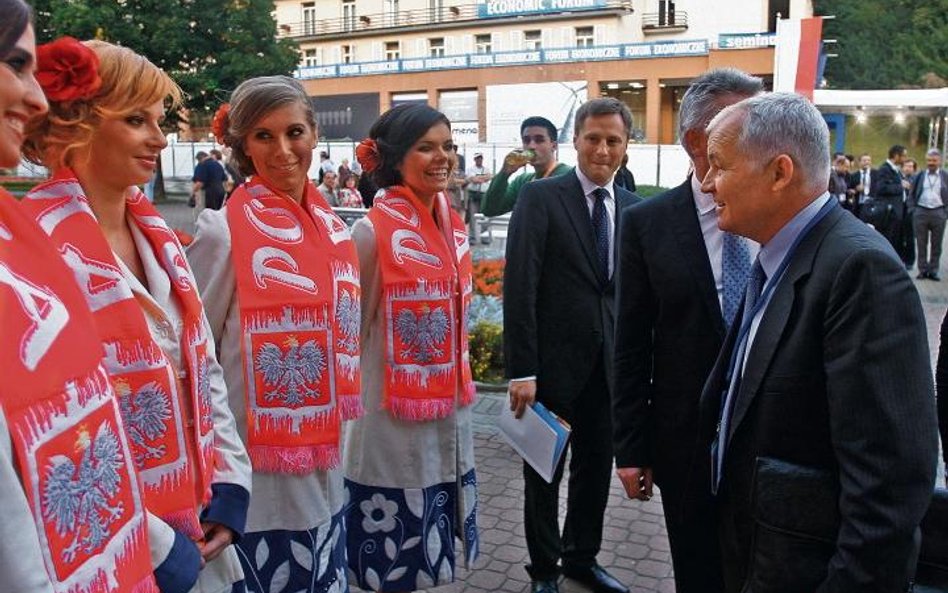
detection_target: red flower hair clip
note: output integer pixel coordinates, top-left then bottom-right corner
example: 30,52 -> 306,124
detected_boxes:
211,103 -> 230,145
36,36 -> 102,103
356,138 -> 381,174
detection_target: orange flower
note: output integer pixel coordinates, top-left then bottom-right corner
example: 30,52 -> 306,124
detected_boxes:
211,103 -> 230,145
36,37 -> 101,103
356,138 -> 381,174
472,258 -> 505,297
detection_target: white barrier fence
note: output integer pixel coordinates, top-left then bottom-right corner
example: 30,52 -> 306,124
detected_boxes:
16,141 -> 691,189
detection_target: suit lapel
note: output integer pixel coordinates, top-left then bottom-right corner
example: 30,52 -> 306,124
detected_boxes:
670,179 -> 726,338
726,207 -> 844,440
606,185 -> 635,290
559,171 -> 606,284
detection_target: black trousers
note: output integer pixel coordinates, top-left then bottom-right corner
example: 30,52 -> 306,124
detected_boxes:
523,360 -> 614,581
660,478 -> 725,593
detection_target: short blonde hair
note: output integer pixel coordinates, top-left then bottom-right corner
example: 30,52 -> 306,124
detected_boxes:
24,40 -> 182,170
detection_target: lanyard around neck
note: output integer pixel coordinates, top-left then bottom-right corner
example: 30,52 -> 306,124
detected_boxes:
725,198 -> 836,379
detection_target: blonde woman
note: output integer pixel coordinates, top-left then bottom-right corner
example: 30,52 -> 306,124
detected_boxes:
21,39 -> 251,593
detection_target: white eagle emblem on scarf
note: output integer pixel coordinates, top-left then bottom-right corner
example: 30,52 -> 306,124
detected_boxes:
255,336 -> 327,405
42,423 -> 125,562
396,305 -> 450,363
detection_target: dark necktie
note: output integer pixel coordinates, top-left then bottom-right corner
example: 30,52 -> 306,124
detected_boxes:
591,187 -> 609,279
714,258 -> 766,491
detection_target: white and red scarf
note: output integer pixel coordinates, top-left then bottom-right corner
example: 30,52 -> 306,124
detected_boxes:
366,186 -> 476,420
0,190 -> 157,593
227,178 -> 361,474
21,171 -> 215,541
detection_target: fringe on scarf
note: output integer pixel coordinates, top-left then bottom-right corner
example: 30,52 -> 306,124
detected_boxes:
156,507 -> 203,541
337,392 -> 364,421
249,443 -> 341,474
387,396 -> 456,421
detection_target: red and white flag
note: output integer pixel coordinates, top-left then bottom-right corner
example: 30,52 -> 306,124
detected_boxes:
774,17 -> 824,101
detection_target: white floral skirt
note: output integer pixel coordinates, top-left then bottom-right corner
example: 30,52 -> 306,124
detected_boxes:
344,470 -> 478,592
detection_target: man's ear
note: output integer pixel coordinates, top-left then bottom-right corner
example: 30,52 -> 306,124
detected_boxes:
771,154 -> 795,191
682,129 -> 706,160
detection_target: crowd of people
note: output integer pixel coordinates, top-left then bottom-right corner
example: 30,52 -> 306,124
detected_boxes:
829,145 -> 948,281
2,1 -> 947,593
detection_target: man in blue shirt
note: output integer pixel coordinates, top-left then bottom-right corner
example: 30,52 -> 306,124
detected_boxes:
192,151 -> 227,211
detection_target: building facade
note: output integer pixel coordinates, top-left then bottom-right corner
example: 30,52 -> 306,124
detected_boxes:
274,0 -> 813,143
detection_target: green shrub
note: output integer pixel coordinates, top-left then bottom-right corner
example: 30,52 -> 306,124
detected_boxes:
634,184 -> 669,198
468,321 -> 505,384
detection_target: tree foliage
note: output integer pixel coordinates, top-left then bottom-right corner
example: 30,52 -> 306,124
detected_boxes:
815,0 -> 948,89
30,0 -> 300,117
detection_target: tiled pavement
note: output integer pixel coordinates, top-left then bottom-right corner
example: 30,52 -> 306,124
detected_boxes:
159,197 -> 947,593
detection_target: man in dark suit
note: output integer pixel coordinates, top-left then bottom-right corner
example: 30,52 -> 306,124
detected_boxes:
847,152 -> 875,218
697,93 -> 938,593
873,144 -> 912,253
612,67 -> 762,593
909,148 -> 948,280
504,97 -> 639,593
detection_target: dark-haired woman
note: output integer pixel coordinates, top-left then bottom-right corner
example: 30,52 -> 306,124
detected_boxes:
187,76 -> 360,593
344,103 -> 479,591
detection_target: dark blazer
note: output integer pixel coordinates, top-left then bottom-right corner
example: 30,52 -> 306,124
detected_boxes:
504,170 -> 639,413
847,168 -> 877,198
613,179 -> 725,500
696,203 -> 938,592
875,161 -> 905,202
936,310 -> 948,472
908,168 -> 948,210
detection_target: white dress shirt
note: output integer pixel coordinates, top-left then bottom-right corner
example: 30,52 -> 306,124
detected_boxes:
575,167 -> 617,278
691,174 -> 759,313
918,171 -> 945,209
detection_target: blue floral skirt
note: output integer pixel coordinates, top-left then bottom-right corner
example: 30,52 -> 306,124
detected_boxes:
235,509 -> 349,593
344,469 -> 478,592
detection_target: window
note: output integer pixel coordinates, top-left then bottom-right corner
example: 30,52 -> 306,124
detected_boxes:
524,30 -> 541,50
341,44 -> 354,64
575,26 -> 594,47
429,37 -> 445,57
342,0 -> 356,31
302,2 -> 316,35
385,41 -> 400,61
659,0 -> 676,26
428,0 -> 444,22
302,48 -> 319,67
386,0 -> 400,25
475,34 -> 492,54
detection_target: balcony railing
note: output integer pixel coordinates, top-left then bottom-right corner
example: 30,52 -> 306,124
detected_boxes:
278,0 -> 634,39
641,10 -> 688,32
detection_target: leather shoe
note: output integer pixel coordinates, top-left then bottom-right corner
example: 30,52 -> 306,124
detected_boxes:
931,273 -> 942,281
562,564 -> 629,593
530,579 -> 559,593
917,272 -> 928,280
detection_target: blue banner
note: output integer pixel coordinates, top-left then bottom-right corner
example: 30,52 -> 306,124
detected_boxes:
296,39 -> 708,80
476,0 -> 608,18
718,32 -> 776,50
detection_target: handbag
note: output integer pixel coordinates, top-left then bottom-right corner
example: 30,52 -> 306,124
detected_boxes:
858,197 -> 893,229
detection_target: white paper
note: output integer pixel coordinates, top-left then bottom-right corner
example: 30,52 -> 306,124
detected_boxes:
498,403 -> 566,483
